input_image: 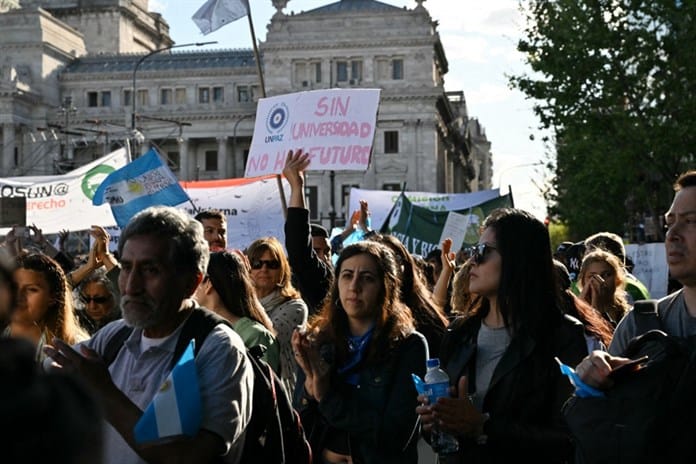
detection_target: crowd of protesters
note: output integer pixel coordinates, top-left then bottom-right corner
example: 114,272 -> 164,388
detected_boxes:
0,158 -> 693,464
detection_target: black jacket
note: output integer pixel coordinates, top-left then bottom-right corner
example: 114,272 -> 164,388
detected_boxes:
299,331 -> 428,464
284,207 -> 333,315
439,312 -> 587,463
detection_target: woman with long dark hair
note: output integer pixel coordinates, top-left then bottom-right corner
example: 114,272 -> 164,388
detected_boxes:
195,251 -> 280,372
416,208 -> 587,463
293,241 -> 428,464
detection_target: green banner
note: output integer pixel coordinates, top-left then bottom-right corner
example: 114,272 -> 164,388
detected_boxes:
384,192 -> 513,256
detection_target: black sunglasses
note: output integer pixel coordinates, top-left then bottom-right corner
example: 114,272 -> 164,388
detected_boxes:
80,294 -> 111,304
468,243 -> 497,265
251,259 -> 281,270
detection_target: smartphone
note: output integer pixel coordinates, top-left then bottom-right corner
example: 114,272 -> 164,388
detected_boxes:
14,226 -> 26,238
608,355 -> 649,381
591,274 -> 605,284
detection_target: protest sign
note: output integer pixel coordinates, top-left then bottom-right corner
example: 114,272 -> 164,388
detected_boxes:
0,148 -> 129,234
625,242 -> 668,299
384,192 -> 513,256
349,187 -> 502,231
180,175 -> 289,251
245,89 -> 380,177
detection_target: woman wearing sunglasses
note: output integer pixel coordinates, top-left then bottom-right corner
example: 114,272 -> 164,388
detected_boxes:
246,236 -> 308,397
76,267 -> 120,335
416,208 -> 587,463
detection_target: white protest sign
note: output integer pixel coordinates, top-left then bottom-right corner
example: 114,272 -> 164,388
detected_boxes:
625,242 -> 668,299
245,89 -> 381,177
180,175 -> 289,251
349,187 -> 502,232
439,211 -> 473,252
0,148 -> 129,234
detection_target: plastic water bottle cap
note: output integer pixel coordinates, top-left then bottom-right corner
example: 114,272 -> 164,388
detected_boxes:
426,358 -> 440,368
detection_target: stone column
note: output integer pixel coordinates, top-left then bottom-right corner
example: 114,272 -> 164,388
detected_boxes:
179,137 -> 190,180
217,136 -> 228,179
2,124 -> 15,175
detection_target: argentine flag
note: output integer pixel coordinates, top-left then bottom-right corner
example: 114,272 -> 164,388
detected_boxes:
92,148 -> 190,229
134,339 -> 202,444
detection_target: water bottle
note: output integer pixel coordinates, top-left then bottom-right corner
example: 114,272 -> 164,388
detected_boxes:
424,358 -> 459,455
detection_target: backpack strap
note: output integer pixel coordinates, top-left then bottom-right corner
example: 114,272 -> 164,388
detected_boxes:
169,307 -> 232,369
632,299 -> 662,334
103,324 -> 134,366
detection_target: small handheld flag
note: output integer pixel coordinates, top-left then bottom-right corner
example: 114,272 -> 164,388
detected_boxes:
134,339 -> 201,444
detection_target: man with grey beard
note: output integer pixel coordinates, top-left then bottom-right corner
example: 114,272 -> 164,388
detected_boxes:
45,206 -> 253,464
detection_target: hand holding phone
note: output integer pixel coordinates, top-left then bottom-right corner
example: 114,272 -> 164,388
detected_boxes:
608,355 -> 649,381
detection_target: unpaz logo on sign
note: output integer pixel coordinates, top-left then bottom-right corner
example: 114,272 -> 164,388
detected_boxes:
265,102 -> 289,143
81,164 -> 116,200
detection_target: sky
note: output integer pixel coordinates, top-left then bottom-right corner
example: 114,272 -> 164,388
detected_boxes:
151,0 -> 551,220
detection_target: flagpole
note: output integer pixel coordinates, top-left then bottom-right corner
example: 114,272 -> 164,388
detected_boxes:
244,0 -> 288,219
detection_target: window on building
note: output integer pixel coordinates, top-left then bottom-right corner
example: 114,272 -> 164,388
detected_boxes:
384,130 -> 399,153
314,62 -> 322,83
382,183 -> 401,191
175,88 -> 187,104
351,60 -> 363,82
199,87 -> 210,104
336,61 -> 348,82
88,91 -> 111,107
100,91 -> 111,107
160,88 -> 172,105
123,89 -> 132,106
213,86 -> 224,103
392,59 -> 404,80
167,151 -> 180,171
87,91 -> 99,107
136,89 -> 148,106
304,186 -> 319,221
205,150 -> 218,171
238,85 -> 250,102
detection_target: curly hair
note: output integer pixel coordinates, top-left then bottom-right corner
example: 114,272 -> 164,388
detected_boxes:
308,241 -> 414,366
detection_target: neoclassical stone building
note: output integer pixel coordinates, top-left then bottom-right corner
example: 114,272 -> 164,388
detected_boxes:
0,0 -> 492,227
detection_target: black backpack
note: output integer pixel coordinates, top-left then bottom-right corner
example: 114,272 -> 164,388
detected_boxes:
103,308 -> 312,464
562,299 -> 696,464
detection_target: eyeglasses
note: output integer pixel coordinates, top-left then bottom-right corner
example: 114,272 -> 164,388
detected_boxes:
250,259 -> 281,270
80,294 -> 111,304
468,243 -> 498,265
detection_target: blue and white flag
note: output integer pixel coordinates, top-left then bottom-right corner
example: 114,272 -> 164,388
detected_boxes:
192,0 -> 248,35
92,148 -> 190,229
134,339 -> 201,444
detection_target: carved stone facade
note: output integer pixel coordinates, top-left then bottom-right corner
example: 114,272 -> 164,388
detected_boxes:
0,0 -> 493,228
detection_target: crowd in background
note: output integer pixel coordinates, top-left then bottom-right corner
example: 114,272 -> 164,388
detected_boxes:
0,161 -> 693,464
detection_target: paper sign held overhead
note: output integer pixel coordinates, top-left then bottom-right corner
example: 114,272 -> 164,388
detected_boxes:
244,88 -> 381,177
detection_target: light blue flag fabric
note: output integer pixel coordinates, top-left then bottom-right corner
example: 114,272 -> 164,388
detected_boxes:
134,339 -> 201,444
192,0 -> 248,35
92,148 -> 190,229
555,357 -> 605,398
